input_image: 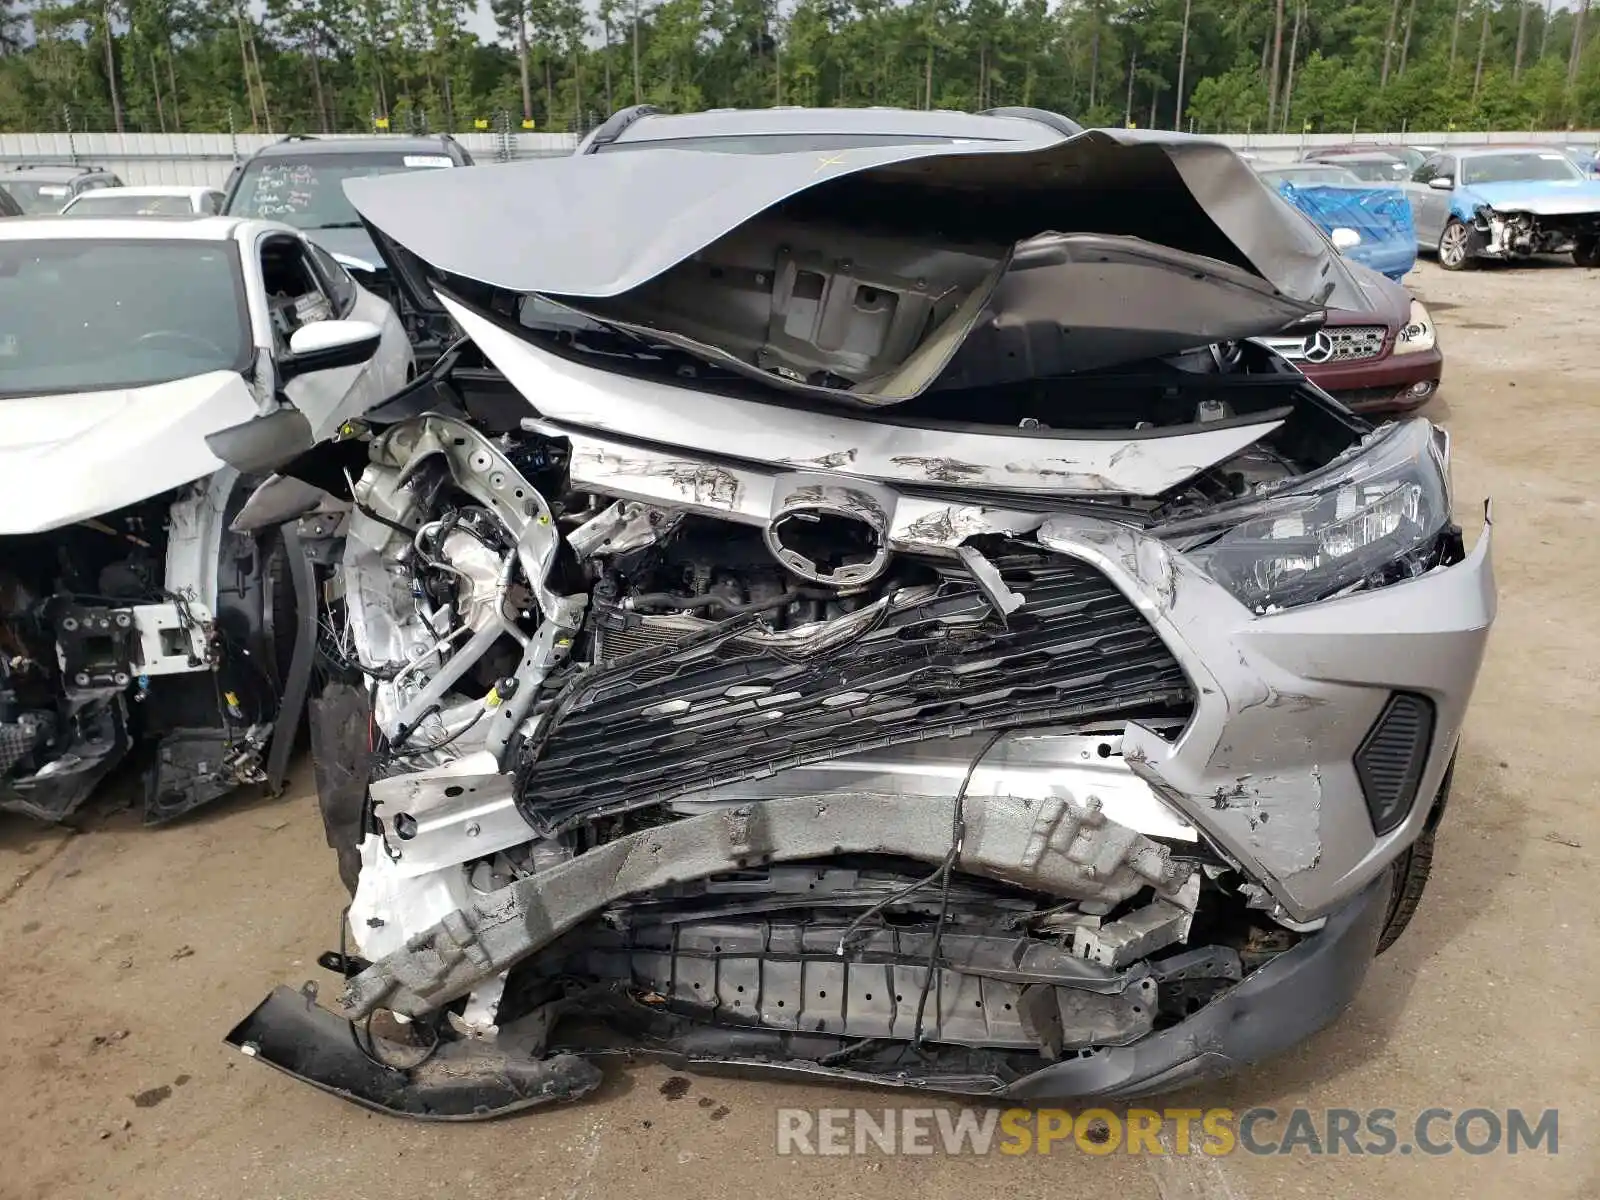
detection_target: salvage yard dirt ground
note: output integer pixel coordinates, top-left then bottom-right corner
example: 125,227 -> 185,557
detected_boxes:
1,259 -> 1596,1200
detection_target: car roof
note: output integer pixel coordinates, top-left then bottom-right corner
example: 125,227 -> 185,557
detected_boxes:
0,164 -> 113,181
247,135 -> 464,158
0,214 -> 266,242
1320,151 -> 1404,163
600,105 -> 1076,147
1451,144 -> 1570,158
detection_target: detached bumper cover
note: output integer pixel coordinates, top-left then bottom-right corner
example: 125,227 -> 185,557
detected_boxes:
225,986 -> 603,1120
228,872 -> 1390,1118
1001,871 -> 1390,1098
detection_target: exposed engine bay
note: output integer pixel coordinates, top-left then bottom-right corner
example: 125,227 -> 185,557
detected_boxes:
0,477 -> 299,822
1473,205 -> 1600,259
227,128 -> 1493,1117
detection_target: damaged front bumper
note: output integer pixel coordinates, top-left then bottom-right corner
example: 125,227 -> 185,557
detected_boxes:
231,512 -> 1490,1117
1048,511 -> 1493,924
227,870 -> 1390,1114
1472,205 -> 1600,259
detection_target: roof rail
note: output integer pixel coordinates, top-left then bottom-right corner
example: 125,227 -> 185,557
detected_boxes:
978,107 -> 1085,137
581,104 -> 662,153
12,162 -> 104,173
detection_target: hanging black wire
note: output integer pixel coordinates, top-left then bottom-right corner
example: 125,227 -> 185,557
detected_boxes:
909,728 -> 1005,1049
338,905 -> 443,1073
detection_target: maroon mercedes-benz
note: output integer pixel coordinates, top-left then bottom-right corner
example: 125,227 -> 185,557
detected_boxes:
1256,259 -> 1442,414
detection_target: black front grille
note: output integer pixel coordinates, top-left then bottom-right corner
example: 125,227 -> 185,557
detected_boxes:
515,562 -> 1192,834
1355,692 -> 1436,835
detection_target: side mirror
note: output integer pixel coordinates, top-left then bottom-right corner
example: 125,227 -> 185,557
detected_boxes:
1427,175 -> 1454,191
279,319 -> 382,382
1330,227 -> 1362,251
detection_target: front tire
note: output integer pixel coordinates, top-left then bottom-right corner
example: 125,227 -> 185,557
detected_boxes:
1376,830 -> 1434,954
1573,236 -> 1600,267
1437,219 -> 1476,271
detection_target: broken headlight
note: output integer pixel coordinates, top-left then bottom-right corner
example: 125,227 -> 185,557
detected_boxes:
1174,420 -> 1451,611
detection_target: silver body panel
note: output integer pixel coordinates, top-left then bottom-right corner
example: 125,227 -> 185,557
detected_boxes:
1036,515 -> 1494,920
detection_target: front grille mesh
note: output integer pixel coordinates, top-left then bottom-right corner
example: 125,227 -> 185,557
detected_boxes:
1320,325 -> 1388,362
1268,325 -> 1389,364
515,561 -> 1193,833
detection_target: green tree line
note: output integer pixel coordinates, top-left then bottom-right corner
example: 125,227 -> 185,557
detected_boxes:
1,0 -> 1599,136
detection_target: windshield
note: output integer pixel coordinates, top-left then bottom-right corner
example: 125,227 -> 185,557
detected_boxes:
1264,166 -> 1362,186
599,132 -> 970,155
0,239 -> 250,395
1339,158 -> 1411,182
0,180 -> 75,215
1462,152 -> 1583,185
225,151 -> 453,229
65,193 -> 195,217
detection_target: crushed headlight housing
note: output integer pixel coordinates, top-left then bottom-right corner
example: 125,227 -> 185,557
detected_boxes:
1167,420 -> 1451,612
1394,299 -> 1436,355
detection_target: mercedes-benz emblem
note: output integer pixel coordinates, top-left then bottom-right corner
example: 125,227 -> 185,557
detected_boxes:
1302,330 -> 1336,364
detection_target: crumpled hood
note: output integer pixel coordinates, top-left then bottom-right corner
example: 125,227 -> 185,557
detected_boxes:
0,371 -> 258,534
1464,179 -> 1600,215
347,129 -> 1339,404
345,128 -> 1337,302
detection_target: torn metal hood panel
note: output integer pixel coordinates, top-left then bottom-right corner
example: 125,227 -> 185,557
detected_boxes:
345,130 -> 1337,400
442,294 -> 1289,498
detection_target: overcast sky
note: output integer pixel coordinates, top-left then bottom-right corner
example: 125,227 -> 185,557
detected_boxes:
464,2 -> 501,43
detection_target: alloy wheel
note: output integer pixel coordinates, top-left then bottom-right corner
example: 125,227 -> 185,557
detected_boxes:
1439,222 -> 1469,269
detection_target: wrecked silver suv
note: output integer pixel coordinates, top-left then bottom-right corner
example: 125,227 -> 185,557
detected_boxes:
226,116 -> 1495,1118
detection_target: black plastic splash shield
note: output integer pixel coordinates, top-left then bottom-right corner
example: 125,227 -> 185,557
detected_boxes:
225,985 -> 603,1120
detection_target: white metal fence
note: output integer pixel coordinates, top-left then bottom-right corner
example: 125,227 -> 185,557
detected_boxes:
1,127 -> 1596,185
1218,128 -> 1600,164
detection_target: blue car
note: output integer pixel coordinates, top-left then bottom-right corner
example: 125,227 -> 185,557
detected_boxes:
1402,145 -> 1600,269
1258,163 -> 1417,281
